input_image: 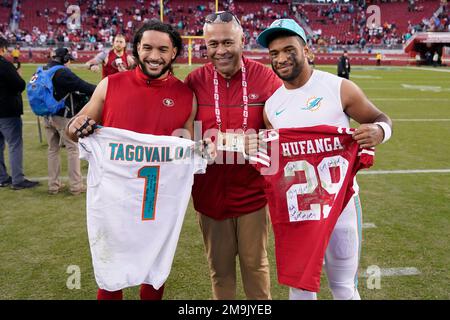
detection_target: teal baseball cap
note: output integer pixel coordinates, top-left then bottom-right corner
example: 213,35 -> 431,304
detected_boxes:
257,19 -> 307,48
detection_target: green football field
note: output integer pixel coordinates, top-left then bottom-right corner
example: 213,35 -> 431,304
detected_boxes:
0,63 -> 449,300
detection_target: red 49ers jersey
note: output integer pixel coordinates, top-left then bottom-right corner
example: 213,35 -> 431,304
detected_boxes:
251,125 -> 374,292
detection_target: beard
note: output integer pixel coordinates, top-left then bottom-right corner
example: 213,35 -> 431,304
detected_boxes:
271,53 -> 305,82
138,58 -> 173,79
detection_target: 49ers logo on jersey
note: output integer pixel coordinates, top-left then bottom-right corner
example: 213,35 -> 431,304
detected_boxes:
162,98 -> 174,107
249,93 -> 259,100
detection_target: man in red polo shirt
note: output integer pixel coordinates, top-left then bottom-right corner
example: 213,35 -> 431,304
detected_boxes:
185,11 -> 282,300
66,20 -> 198,300
86,34 -> 136,78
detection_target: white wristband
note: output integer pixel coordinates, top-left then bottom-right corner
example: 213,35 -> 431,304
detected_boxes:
374,122 -> 392,144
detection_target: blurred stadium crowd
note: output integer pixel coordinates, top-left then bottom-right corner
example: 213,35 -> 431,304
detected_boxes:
0,0 -> 448,52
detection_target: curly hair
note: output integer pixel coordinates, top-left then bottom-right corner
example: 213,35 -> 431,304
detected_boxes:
132,19 -> 183,62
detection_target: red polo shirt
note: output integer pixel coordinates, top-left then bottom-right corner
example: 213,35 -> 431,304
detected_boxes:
185,57 -> 282,220
102,67 -> 193,135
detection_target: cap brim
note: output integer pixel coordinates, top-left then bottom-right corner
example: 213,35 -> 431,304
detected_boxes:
257,27 -> 302,48
256,27 -> 306,48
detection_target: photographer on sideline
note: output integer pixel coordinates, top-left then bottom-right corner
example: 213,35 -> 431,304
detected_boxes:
44,47 -> 96,195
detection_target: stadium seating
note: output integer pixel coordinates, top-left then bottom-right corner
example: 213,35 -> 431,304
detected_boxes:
299,0 -> 442,44
9,0 -> 445,45
0,0 -> 12,26
16,0 -> 291,41
19,0 -> 66,32
377,0 -> 438,34
1,0 -> 448,66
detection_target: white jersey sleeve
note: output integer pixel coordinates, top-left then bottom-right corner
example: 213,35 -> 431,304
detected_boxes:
78,127 -> 206,291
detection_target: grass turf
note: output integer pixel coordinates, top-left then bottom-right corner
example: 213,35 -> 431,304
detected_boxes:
0,63 -> 449,299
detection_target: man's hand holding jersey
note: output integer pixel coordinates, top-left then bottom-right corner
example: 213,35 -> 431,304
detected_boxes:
352,123 -> 387,149
67,115 -> 98,140
244,133 -> 259,157
195,138 -> 217,161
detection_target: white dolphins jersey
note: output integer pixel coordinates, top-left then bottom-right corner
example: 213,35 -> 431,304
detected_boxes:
265,69 -> 348,129
79,127 -> 207,291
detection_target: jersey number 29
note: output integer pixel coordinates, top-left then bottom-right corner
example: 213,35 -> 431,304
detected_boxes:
285,156 -> 349,222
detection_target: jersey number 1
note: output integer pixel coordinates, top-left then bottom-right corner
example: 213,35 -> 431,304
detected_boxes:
285,156 -> 349,222
138,166 -> 160,220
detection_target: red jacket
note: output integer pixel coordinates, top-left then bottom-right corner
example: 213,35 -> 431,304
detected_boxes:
185,57 -> 282,220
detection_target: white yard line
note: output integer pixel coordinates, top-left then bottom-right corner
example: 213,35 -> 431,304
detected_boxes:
29,176 -> 86,181
362,223 -> 377,229
348,118 -> 450,123
362,88 -> 428,90
401,84 -> 450,92
392,119 -> 450,122
351,66 -> 450,73
371,98 -> 449,101
359,169 -> 450,175
28,169 -> 450,181
358,87 -> 396,89
360,267 -> 421,277
351,75 -> 383,79
404,67 -> 450,73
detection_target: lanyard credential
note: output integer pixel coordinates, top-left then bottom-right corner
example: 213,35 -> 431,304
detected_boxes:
213,59 -> 249,131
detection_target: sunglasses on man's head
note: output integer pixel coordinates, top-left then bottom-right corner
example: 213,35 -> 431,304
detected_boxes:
205,11 -> 241,25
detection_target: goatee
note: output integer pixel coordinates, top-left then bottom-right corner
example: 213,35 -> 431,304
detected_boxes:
138,59 -> 173,79
272,61 -> 304,82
